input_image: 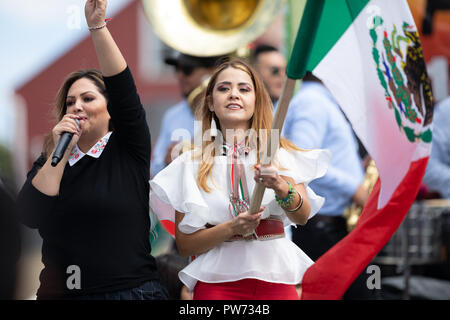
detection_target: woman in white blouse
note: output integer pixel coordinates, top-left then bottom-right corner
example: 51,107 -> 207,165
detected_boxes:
151,58 -> 331,300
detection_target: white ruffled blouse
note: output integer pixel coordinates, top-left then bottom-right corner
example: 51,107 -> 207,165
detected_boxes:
150,147 -> 331,292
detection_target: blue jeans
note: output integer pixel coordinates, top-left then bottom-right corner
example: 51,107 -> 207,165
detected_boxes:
71,280 -> 168,300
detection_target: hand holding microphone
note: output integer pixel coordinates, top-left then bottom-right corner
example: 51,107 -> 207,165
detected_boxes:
51,115 -> 82,167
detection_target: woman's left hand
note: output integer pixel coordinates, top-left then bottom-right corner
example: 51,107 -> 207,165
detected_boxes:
253,164 -> 286,193
85,0 -> 107,29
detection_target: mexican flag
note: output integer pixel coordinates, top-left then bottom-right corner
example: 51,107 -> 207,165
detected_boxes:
287,0 -> 435,299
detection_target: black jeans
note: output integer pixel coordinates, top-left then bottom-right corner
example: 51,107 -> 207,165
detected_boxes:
291,214 -> 374,300
68,280 -> 168,300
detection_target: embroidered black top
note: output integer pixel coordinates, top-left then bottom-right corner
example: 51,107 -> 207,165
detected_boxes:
17,67 -> 159,298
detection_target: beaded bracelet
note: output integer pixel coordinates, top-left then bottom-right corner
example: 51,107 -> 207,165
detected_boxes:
88,18 -> 112,31
275,181 -> 296,208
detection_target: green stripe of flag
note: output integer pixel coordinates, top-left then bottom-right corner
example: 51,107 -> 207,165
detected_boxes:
287,0 -> 369,79
286,0 -> 325,79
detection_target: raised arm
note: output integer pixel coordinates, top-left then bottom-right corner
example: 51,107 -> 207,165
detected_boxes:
86,0 -> 150,163
85,0 -> 126,76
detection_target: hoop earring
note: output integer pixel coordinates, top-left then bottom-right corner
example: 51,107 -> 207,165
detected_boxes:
210,114 -> 217,137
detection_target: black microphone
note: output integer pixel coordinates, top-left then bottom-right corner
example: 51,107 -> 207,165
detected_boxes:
51,119 -> 80,167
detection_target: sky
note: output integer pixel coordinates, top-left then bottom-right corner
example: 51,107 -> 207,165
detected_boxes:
0,0 -> 131,147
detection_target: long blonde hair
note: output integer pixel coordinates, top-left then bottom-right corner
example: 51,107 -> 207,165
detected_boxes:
195,58 -> 300,192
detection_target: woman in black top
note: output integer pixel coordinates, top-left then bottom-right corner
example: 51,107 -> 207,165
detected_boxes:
17,0 -> 167,300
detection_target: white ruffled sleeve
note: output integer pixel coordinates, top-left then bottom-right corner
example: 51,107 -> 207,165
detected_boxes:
150,151 -> 210,234
274,148 -> 331,221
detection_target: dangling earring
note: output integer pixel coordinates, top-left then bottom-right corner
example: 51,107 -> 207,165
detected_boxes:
210,113 -> 217,137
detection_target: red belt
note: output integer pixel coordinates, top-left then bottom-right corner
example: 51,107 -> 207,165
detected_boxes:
228,216 -> 285,241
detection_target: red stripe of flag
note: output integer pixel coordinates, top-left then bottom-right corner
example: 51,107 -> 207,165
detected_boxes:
301,157 -> 429,299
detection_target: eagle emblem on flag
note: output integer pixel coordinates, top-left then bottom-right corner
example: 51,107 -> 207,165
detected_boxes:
369,16 -> 434,143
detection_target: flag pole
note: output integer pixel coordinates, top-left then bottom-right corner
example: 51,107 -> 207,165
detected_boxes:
248,0 -> 325,214
248,77 -> 298,214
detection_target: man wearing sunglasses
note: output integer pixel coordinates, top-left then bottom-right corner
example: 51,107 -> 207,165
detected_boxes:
151,53 -> 225,176
252,44 -> 287,105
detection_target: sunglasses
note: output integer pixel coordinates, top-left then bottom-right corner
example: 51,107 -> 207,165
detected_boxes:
175,64 -> 195,76
270,66 -> 284,76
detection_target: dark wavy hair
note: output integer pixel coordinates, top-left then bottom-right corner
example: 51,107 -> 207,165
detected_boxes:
43,69 -> 111,158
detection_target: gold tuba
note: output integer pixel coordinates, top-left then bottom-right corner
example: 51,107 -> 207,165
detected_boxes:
141,0 -> 285,57
343,159 -> 379,232
142,0 -> 285,114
